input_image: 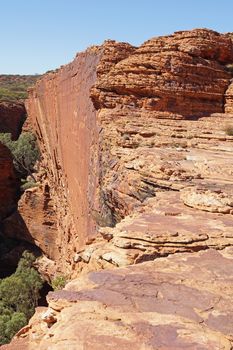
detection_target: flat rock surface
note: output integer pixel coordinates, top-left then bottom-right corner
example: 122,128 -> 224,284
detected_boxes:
26,249 -> 233,349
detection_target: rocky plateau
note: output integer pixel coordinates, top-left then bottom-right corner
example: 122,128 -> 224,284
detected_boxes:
1,28 -> 233,349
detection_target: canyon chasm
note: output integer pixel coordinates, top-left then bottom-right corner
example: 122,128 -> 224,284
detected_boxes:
1,28 -> 233,349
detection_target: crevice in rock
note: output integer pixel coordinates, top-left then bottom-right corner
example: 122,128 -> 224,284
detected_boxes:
141,178 -> 179,192
134,245 -> 210,264
38,282 -> 53,307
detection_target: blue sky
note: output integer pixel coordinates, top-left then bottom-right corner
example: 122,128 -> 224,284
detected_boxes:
1,0 -> 233,74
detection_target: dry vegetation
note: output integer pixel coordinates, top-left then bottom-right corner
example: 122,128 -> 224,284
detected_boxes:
0,75 -> 40,102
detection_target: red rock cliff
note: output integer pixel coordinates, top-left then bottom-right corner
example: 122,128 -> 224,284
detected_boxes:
25,29 -> 233,274
0,143 -> 19,221
0,102 -> 26,139
25,41 -> 135,266
6,28 -> 233,350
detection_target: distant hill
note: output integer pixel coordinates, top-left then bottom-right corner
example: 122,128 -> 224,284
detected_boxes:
0,75 -> 41,102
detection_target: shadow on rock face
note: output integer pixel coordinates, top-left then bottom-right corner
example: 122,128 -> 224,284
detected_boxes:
0,210 -> 42,278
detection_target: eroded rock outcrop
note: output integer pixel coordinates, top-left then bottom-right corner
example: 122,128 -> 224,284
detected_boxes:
0,101 -> 26,139
92,29 -> 233,116
0,143 -> 22,277
23,28 -> 233,275
0,143 -> 19,220
225,80 -> 233,113
3,184 -> 57,259
4,27 -> 233,350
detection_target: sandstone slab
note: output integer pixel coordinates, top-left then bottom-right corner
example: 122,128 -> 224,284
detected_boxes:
21,249 -> 233,349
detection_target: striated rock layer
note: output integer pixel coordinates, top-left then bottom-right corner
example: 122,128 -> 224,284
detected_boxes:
24,28 -> 233,275
92,29 -> 233,117
25,40 -> 135,267
4,27 -> 233,350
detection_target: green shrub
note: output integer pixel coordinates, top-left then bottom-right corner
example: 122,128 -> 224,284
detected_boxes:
51,275 -> 67,291
0,132 -> 40,179
0,312 -> 27,344
0,251 -> 43,344
20,180 -> 38,191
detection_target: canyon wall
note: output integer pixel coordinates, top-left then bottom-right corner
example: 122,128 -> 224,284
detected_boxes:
0,103 -> 38,278
4,28 -> 233,349
25,41 -> 135,267
0,102 -> 21,221
0,143 -> 19,221
23,29 -> 233,274
0,102 -> 26,139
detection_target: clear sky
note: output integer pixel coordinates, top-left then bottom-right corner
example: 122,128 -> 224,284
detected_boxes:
1,0 -> 233,74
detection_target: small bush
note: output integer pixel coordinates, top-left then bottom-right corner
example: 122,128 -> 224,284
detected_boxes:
0,312 -> 27,344
20,180 -> 38,191
51,275 -> 67,291
224,125 -> 233,136
0,251 -> 43,344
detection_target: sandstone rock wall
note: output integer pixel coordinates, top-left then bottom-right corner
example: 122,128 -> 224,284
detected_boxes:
26,50 -> 100,265
225,80 -> 233,113
0,102 -> 26,139
5,28 -> 233,350
92,29 -> 233,117
0,104 -> 39,278
0,143 -> 19,220
23,29 -> 233,274
25,41 -> 135,268
2,184 -> 58,259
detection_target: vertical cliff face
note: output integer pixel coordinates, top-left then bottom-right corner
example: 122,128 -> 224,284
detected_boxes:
26,49 -> 100,264
225,81 -> 233,113
25,42 -> 135,268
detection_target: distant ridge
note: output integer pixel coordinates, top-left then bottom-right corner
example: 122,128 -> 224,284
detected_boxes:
0,74 -> 41,102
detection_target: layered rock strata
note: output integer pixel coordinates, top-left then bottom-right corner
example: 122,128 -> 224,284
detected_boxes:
25,40 -> 135,270
92,29 -> 233,117
24,28 -> 233,275
3,27 -> 233,350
